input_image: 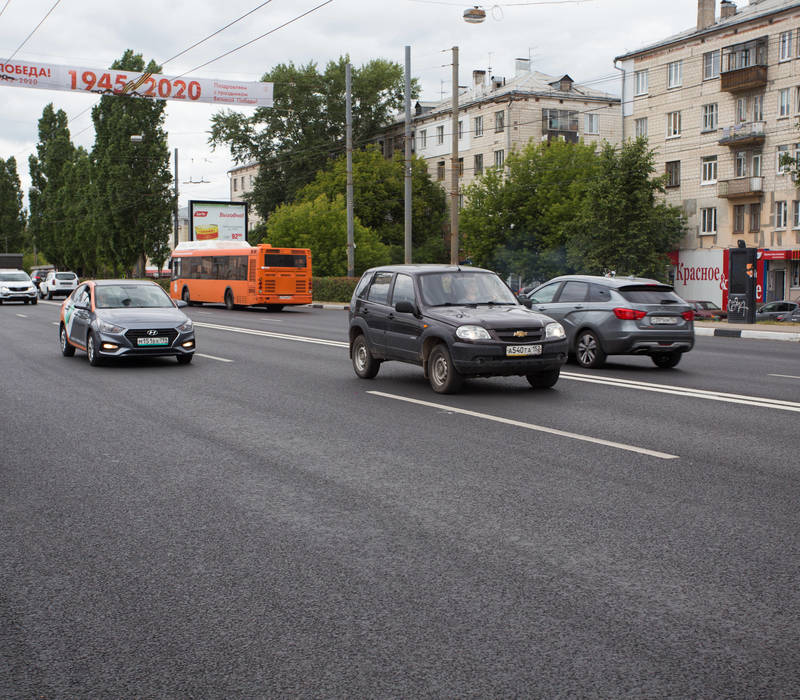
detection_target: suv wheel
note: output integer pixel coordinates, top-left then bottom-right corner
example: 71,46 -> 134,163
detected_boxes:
575,330 -> 606,369
351,334 -> 380,379
526,368 -> 560,389
652,351 -> 681,369
428,344 -> 463,394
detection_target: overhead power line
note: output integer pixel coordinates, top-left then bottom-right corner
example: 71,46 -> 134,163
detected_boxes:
1,0 -> 62,64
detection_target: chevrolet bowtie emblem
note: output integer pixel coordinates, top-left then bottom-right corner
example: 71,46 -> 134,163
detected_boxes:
513,330 -> 528,338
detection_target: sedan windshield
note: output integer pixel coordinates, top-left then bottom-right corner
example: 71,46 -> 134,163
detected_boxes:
420,271 -> 517,306
95,284 -> 174,309
0,272 -> 30,282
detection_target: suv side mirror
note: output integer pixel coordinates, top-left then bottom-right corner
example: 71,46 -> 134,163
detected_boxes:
518,296 -> 533,309
395,300 -> 417,315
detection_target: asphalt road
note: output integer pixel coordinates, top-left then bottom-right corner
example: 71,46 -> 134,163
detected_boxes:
2,300 -> 799,697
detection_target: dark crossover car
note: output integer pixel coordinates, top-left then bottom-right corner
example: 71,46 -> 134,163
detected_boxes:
524,275 -> 695,369
59,279 -> 195,366
688,300 -> 727,321
348,265 -> 568,393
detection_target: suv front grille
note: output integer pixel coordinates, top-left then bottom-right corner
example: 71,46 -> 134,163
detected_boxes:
124,328 -> 179,346
494,327 -> 544,342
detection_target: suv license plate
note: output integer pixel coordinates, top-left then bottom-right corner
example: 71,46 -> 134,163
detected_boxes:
506,344 -> 542,357
651,316 -> 678,325
137,337 -> 169,346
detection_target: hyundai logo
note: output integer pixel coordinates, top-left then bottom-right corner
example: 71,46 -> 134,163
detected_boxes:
147,329 -> 158,336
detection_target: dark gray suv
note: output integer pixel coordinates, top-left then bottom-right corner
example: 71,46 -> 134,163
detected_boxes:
525,275 -> 694,368
349,265 -> 569,393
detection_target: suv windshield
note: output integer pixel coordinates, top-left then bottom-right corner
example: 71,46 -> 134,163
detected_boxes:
0,272 -> 30,282
618,285 -> 684,305
95,284 -> 173,309
419,271 -> 517,306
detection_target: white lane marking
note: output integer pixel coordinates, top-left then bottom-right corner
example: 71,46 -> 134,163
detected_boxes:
769,374 -> 800,380
16,314 -> 27,318
193,321 -> 347,348
561,371 -> 800,413
368,391 -> 678,460
195,352 -> 233,363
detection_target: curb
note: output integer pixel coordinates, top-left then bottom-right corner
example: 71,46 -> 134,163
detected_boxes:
695,327 -> 800,342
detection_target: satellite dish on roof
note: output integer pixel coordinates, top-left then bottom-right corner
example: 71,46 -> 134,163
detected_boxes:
463,6 -> 486,23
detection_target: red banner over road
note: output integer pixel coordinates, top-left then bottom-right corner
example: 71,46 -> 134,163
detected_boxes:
0,60 -> 272,107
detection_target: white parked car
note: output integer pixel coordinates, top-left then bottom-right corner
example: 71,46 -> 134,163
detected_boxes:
0,269 -> 38,304
40,270 -> 78,299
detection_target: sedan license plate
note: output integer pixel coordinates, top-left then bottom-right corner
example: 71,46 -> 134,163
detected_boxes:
506,344 -> 542,357
651,316 -> 679,325
137,337 -> 169,346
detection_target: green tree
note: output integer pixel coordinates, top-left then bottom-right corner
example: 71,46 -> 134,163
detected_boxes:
53,148 -> 99,275
566,138 -> 686,280
266,194 -> 390,276
0,156 -> 26,254
294,146 -> 447,263
460,139 -> 598,283
91,49 -> 174,275
210,56 -> 415,219
28,104 -> 75,266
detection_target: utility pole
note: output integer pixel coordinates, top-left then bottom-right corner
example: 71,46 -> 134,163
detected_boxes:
346,62 -> 354,278
404,45 -> 412,264
174,148 -> 179,247
450,46 -> 459,265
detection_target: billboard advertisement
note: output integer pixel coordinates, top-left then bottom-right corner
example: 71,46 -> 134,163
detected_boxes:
189,201 -> 248,242
0,60 -> 273,107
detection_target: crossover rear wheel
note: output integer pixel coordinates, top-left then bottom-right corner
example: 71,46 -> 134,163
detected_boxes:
575,330 -> 606,369
428,344 -> 463,394
352,334 -> 380,379
652,351 -> 682,368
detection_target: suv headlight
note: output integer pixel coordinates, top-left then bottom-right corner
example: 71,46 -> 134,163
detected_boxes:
456,325 -> 491,340
545,322 -> 566,339
1,286 -> 9,294
97,319 -> 124,334
177,319 -> 193,332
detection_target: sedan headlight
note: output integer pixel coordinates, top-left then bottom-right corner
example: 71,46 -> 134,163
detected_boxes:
545,322 -> 566,339
96,319 -> 125,334
456,324 -> 491,340
177,319 -> 193,332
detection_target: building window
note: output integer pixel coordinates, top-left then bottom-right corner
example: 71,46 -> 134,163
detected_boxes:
474,153 -> 483,175
495,111 -> 505,133
791,260 -> 800,287
735,151 -> 747,178
794,201 -> 800,229
733,205 -> 746,233
776,200 -> 788,229
665,160 -> 680,188
494,150 -> 504,169
241,177 -> 245,191
752,152 -> 762,177
753,95 -> 764,122
666,111 -> 681,138
458,120 -> 463,140
436,125 -> 444,145
702,104 -> 718,132
777,145 -> 790,174
779,31 -> 793,61
635,117 -> 648,138
585,113 -> 599,134
233,178 -> 238,192
436,161 -> 445,181
634,69 -> 648,96
667,60 -> 682,88
249,175 -> 255,186
419,130 -> 427,149
474,115 -> 483,137
780,89 -> 792,118
703,50 -> 721,79
701,156 -> 717,184
736,97 -> 747,124
700,208 -> 717,235
458,157 -> 464,176
750,203 -> 761,232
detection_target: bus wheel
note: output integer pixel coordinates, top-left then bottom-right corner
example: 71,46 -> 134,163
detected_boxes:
266,304 -> 284,312
224,289 -> 235,310
182,287 -> 192,305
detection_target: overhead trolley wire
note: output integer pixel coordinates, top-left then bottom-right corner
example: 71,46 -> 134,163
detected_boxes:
1,0 -> 62,64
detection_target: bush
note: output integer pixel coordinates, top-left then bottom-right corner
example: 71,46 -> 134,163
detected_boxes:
313,276 -> 358,303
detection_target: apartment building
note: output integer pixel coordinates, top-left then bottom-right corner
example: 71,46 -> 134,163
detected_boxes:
616,0 -> 800,304
378,58 -> 621,194
227,161 -> 262,232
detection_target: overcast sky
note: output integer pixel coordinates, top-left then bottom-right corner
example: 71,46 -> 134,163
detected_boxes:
0,0 -> 734,209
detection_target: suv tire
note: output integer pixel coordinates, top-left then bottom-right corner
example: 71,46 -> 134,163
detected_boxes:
352,334 -> 380,379
428,344 -> 463,394
526,368 -> 560,389
652,351 -> 681,369
575,330 -> 606,369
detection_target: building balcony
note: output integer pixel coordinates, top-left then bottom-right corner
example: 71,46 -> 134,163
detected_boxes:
720,38 -> 768,93
718,121 -> 765,147
720,65 -> 768,93
717,176 -> 764,199
543,130 -> 579,144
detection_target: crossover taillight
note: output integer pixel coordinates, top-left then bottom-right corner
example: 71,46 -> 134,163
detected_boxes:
613,307 -> 647,320
682,310 -> 694,321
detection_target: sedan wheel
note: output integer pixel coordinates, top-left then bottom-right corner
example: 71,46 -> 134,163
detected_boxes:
87,332 -> 103,366
575,330 -> 606,369
351,334 -> 380,379
60,326 -> 75,357
428,344 -> 463,394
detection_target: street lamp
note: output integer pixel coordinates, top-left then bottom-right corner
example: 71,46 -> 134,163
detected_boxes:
463,6 -> 486,23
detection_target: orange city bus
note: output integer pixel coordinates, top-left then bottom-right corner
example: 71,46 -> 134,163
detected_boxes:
169,240 -> 312,310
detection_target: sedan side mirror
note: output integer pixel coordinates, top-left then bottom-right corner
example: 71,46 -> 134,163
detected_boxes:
395,300 -> 418,315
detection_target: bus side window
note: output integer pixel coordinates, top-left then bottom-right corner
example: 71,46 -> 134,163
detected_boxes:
171,259 -> 180,280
